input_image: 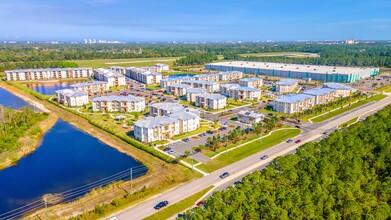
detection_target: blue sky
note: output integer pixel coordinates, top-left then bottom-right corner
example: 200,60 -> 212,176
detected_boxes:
1,0 -> 391,41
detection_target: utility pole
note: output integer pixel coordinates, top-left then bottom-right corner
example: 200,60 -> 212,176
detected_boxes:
44,197 -> 48,220
131,168 -> 133,193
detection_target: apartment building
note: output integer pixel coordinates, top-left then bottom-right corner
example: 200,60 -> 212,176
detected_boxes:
134,106 -> 200,143
125,67 -> 162,85
134,116 -> 180,143
273,94 -> 315,114
150,102 -> 185,116
239,77 -> 263,88
5,68 -> 93,81
94,68 -> 126,87
194,74 -> 220,82
181,80 -> 220,93
323,83 -> 355,97
276,79 -> 298,93
55,89 -> 89,107
70,81 -> 109,95
303,88 -> 337,105
220,84 -> 261,100
143,63 -> 170,72
237,110 -> 265,124
92,95 -> 145,112
217,71 -> 243,81
160,76 -> 195,88
186,88 -> 207,103
166,84 -> 192,96
109,66 -> 127,75
195,94 -> 227,110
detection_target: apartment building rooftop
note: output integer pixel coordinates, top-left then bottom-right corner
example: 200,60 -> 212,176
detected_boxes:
303,88 -> 336,96
196,93 -> 226,100
276,78 -> 297,86
275,94 -> 315,103
182,80 -> 218,85
217,71 -> 242,75
134,116 -> 179,129
95,68 -> 123,78
150,102 -> 184,112
161,76 -> 194,82
170,108 -> 200,120
323,83 -> 355,90
168,84 -> 192,89
187,88 -> 207,93
71,81 -> 108,87
92,95 -> 144,102
6,67 -> 92,73
221,83 -> 259,91
240,77 -> 262,82
238,110 -> 265,118
128,67 -> 161,76
55,89 -> 88,97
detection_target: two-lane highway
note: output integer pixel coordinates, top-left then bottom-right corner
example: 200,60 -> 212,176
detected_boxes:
111,95 -> 391,220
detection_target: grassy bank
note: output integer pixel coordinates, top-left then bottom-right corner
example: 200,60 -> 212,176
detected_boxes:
0,113 -> 58,170
2,81 -> 201,220
196,129 -> 301,173
143,186 -> 214,220
311,94 -> 387,123
73,57 -> 181,69
338,116 -> 359,128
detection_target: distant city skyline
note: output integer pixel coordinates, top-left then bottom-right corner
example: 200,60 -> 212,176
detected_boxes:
1,0 -> 391,41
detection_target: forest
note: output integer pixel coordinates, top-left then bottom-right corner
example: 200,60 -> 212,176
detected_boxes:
174,52 -> 217,66
0,106 -> 48,153
1,42 -> 391,70
183,105 -> 391,219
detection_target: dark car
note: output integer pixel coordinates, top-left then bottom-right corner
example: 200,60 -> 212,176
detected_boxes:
233,181 -> 243,185
323,132 -> 328,135
219,172 -> 230,179
295,140 -> 302,144
206,130 -> 213,134
260,155 -> 268,160
163,147 -> 171,152
286,139 -> 293,143
154,201 -> 168,210
295,125 -> 301,129
182,138 -> 190,142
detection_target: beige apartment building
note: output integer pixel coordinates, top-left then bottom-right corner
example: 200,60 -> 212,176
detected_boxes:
276,79 -> 298,93
5,68 -> 93,81
70,81 -> 109,95
55,89 -> 89,107
94,68 -> 126,87
273,94 -> 315,114
303,88 -> 337,105
92,95 -> 145,112
239,77 -> 263,88
195,94 -> 227,110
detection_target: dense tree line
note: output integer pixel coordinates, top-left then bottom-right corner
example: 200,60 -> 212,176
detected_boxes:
183,105 -> 391,219
174,52 -> 218,66
0,61 -> 78,72
1,42 -> 391,69
0,106 -> 48,152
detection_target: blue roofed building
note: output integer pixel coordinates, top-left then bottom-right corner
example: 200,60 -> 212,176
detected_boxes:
273,94 -> 315,114
323,83 -> 356,97
303,88 -> 337,105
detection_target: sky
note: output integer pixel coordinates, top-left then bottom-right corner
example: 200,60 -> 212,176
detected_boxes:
1,0 -> 391,42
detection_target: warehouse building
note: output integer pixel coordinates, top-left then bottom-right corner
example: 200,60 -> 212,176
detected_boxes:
206,61 -> 378,83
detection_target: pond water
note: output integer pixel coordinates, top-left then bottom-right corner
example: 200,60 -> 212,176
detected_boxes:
25,81 -> 84,95
167,73 -> 195,78
0,119 -> 147,218
0,87 -> 33,110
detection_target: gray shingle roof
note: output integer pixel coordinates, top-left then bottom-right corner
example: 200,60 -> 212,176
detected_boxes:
275,94 -> 314,103
92,95 -> 144,102
303,88 -> 336,96
134,116 -> 178,129
276,79 -> 297,86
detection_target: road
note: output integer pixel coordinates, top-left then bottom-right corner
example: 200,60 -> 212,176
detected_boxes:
109,94 -> 391,220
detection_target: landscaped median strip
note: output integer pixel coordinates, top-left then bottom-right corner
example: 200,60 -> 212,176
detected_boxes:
143,186 -> 214,220
308,94 -> 387,123
195,128 -> 301,173
337,116 -> 359,129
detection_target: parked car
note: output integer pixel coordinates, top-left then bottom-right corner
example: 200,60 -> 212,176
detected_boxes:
260,155 -> 268,160
295,140 -> 302,144
154,201 -> 169,210
224,121 -> 230,125
182,138 -> 190,142
233,181 -> 243,185
286,139 -> 293,143
169,149 -> 176,154
196,201 -> 204,207
219,172 -> 230,179
295,125 -> 301,129
206,130 -> 213,134
163,147 -> 171,152
235,126 -> 241,130
323,132 -> 328,135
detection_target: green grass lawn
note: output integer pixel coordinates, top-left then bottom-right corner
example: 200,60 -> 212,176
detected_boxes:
227,99 -> 250,107
196,129 -> 301,173
73,57 -> 181,69
182,157 -> 200,165
171,124 -> 212,140
202,134 -> 260,158
258,108 -> 289,118
338,117 -> 359,128
143,186 -> 213,220
145,84 -> 161,91
377,84 -> 391,93
311,94 -> 387,123
151,140 -> 169,145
